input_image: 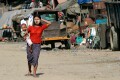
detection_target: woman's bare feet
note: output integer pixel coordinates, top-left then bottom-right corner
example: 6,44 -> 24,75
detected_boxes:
25,72 -> 32,76
33,74 -> 39,78
25,63 -> 32,76
33,65 -> 38,78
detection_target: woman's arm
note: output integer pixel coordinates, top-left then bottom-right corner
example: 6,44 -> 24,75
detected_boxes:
41,18 -> 51,26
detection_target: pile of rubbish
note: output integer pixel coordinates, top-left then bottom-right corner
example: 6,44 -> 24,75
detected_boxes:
0,0 -> 108,50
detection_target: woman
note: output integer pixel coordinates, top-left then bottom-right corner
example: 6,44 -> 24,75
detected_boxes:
26,14 -> 51,77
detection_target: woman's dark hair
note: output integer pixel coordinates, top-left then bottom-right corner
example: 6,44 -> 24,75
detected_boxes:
33,14 -> 42,26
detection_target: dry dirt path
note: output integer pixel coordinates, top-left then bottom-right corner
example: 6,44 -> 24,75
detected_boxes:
0,42 -> 120,80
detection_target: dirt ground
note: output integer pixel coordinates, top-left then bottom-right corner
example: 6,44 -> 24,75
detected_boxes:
0,42 -> 120,80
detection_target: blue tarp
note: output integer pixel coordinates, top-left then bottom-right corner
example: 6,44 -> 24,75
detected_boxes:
95,19 -> 107,24
93,0 -> 101,2
77,0 -> 92,4
77,0 -> 102,4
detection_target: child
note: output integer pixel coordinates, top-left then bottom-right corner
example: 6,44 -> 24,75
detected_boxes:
21,23 -> 33,53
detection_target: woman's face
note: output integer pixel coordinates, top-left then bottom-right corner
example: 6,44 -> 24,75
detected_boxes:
34,17 -> 41,25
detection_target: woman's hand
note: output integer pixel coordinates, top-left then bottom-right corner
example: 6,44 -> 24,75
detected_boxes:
23,32 -> 29,40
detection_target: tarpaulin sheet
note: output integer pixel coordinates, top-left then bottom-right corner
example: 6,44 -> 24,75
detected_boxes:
0,10 -> 21,37
93,0 -> 102,2
0,10 -> 21,29
77,0 -> 92,4
77,0 -> 102,4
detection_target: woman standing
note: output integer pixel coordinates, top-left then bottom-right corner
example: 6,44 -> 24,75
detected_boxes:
26,14 -> 51,77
